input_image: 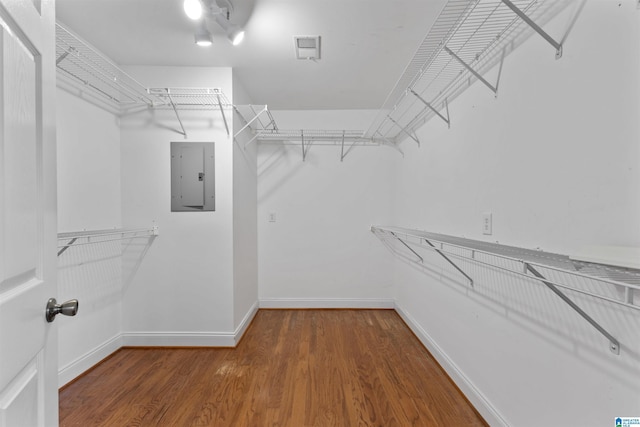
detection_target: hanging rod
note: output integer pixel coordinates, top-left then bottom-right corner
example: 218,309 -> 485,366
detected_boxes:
372,226 -> 640,355
57,226 -> 159,256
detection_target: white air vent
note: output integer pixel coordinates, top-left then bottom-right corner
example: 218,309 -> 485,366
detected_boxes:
294,36 -> 321,60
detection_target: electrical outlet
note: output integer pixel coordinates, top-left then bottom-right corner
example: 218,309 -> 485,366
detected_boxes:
482,213 -> 492,235
268,212 -> 277,223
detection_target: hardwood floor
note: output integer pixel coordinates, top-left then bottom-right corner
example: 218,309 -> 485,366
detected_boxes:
59,310 -> 487,426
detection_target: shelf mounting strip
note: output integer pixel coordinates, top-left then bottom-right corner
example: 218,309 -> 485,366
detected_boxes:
372,226 -> 640,355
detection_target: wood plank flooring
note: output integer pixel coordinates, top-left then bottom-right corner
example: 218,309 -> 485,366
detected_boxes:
59,309 -> 487,426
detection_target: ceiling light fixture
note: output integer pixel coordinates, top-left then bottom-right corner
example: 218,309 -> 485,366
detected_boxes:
185,0 -> 245,47
183,0 -> 203,20
213,12 -> 245,46
194,22 -> 213,47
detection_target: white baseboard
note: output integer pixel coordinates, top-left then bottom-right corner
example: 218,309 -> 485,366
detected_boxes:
59,303 -> 260,386
259,298 -> 395,309
394,303 -> 509,427
58,334 -> 123,387
233,301 -> 259,345
121,331 -> 236,347
122,301 -> 260,348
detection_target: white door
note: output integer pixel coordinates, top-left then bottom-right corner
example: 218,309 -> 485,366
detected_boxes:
0,0 -> 58,426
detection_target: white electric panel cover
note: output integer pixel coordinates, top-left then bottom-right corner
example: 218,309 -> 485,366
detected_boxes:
171,142 -> 215,212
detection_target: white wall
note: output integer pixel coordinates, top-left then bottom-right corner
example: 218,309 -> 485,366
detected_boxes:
56,88 -> 123,385
120,66 -> 237,345
392,1 -> 640,425
257,110 -> 396,307
56,64 -> 259,386
232,73 -> 259,331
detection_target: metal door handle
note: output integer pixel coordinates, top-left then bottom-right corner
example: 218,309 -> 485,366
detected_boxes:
46,298 -> 79,323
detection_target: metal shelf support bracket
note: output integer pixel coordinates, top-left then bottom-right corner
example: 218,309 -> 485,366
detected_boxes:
526,264 -> 620,355
56,46 -> 76,65
215,93 -> 229,137
166,92 -> 187,138
301,130 -> 309,161
423,238 -> 474,287
57,238 -> 77,257
501,0 -> 563,59
376,131 -> 404,157
410,89 -> 450,129
388,115 -> 421,145
444,46 -> 498,95
391,232 -> 423,263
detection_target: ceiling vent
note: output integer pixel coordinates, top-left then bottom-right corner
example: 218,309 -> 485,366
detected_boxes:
294,36 -> 321,60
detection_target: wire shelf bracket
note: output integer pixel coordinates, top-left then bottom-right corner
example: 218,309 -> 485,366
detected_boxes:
409,89 -> 451,128
234,105 -> 278,148
167,92 -> 187,138
340,131 -> 361,161
423,236 -> 474,286
388,114 -> 422,145
372,226 -> 640,355
301,130 -> 309,162
444,46 -> 498,96
501,0 -> 563,59
525,263 -> 620,354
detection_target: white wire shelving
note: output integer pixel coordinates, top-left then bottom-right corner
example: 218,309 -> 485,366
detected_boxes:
233,105 -> 385,161
366,0 -> 579,144
371,226 -> 640,355
56,0 -> 583,156
57,226 -> 159,257
55,23 -> 230,138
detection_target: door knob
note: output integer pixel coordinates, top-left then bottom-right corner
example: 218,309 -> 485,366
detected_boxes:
45,298 -> 79,323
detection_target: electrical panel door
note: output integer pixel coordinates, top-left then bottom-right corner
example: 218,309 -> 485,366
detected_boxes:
171,142 -> 215,211
180,146 -> 204,206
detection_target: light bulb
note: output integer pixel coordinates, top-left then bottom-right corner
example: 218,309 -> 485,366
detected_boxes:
227,27 -> 245,46
231,30 -> 244,45
184,0 -> 203,20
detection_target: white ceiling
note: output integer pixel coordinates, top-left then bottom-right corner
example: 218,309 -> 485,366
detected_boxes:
56,0 -> 447,110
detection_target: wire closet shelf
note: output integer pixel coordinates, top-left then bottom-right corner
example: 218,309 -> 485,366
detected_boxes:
366,0 -> 578,144
55,23 -> 230,135
371,226 -> 640,355
57,226 -> 159,257
232,105 -> 383,161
